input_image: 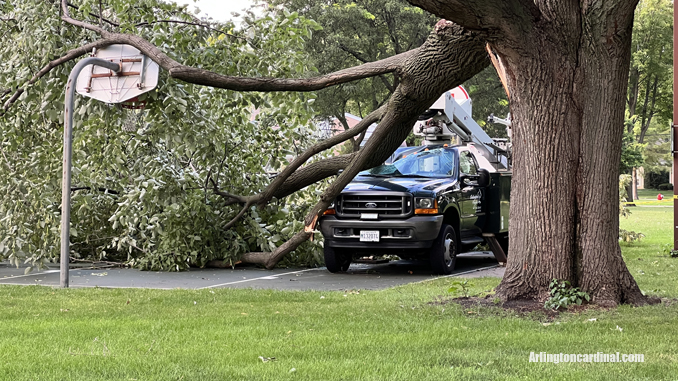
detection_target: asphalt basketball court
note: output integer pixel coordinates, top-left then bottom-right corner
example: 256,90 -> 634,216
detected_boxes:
0,252 -> 503,291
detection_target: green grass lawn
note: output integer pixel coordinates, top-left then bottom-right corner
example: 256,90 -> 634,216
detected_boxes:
1,208 -> 677,380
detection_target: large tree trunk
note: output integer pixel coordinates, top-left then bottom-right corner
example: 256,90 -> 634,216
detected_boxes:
490,1 -> 646,305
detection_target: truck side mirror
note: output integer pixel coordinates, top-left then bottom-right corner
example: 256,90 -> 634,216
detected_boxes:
478,169 -> 490,187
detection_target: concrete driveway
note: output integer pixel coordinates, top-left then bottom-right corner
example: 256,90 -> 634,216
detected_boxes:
0,252 -> 504,291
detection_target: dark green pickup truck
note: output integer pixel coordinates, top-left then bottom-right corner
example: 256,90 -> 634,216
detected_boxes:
319,143 -> 511,274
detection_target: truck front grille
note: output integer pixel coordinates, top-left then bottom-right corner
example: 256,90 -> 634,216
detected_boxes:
336,192 -> 413,219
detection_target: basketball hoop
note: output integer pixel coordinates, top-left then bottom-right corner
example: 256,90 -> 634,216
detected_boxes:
62,45 -> 160,289
120,96 -> 146,110
116,97 -> 147,132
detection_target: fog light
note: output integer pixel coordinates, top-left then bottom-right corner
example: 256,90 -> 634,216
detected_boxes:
393,229 -> 410,238
334,228 -> 350,236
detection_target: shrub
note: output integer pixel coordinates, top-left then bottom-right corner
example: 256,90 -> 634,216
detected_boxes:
619,229 -> 645,243
544,279 -> 590,310
658,183 -> 673,191
645,169 -> 670,190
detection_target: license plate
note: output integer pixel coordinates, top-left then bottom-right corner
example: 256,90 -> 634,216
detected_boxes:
360,230 -> 380,242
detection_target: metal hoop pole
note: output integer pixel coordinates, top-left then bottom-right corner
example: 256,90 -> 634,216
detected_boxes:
61,58 -> 120,288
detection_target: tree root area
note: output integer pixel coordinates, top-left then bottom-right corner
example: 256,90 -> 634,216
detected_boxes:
431,295 -> 664,320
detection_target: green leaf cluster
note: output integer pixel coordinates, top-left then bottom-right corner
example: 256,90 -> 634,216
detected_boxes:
544,279 -> 590,310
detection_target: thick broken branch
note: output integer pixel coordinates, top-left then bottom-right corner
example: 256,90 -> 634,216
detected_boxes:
240,230 -> 313,268
59,0 -> 413,93
212,106 -> 382,208
258,105 -> 385,206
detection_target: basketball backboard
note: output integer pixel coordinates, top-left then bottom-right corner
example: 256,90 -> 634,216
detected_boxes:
75,44 -> 159,104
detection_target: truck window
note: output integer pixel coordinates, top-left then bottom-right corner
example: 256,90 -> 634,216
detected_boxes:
459,151 -> 477,175
361,148 -> 455,178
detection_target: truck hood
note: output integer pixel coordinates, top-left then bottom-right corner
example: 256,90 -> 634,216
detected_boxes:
343,175 -> 456,194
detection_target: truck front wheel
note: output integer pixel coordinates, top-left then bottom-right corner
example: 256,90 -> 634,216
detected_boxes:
430,224 -> 458,275
324,245 -> 352,273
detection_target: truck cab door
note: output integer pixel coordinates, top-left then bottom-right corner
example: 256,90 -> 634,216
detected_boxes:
458,151 -> 482,232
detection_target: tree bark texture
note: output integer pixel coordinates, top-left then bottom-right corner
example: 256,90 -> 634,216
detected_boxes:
411,0 -> 646,305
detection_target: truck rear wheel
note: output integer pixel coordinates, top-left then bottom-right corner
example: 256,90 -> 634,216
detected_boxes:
324,245 -> 352,273
430,224 -> 458,275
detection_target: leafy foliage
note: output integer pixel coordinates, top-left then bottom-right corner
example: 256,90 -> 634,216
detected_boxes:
619,229 -> 645,243
627,0 -> 673,139
544,279 -> 590,310
272,0 -> 508,149
619,128 -> 645,174
447,279 -> 473,297
0,0 -> 327,270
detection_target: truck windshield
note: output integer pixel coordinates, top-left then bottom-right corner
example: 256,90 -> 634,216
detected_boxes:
361,148 -> 455,178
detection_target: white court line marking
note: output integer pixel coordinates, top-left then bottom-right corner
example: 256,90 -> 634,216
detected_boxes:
0,282 -> 178,290
200,268 -> 320,289
0,269 -> 60,281
404,264 -> 502,286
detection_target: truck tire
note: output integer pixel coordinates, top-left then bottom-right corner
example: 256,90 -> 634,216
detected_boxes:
324,245 -> 352,273
430,224 -> 458,275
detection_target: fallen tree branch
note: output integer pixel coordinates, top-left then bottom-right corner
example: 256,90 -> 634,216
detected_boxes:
221,194 -> 263,230
257,105 -> 386,206
59,0 -> 414,93
54,2 -> 490,269
208,109 -> 382,228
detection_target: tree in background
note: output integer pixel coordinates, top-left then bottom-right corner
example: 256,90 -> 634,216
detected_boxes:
269,0 -> 436,151
625,0 -> 673,195
464,66 -> 510,138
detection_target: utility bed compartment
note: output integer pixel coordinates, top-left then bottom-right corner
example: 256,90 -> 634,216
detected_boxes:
483,171 -> 511,234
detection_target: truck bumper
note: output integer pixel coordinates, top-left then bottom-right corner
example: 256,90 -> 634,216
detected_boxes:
319,215 -> 444,250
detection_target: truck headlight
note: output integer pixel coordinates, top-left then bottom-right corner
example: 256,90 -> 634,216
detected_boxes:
416,198 -> 434,209
415,198 -> 438,214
